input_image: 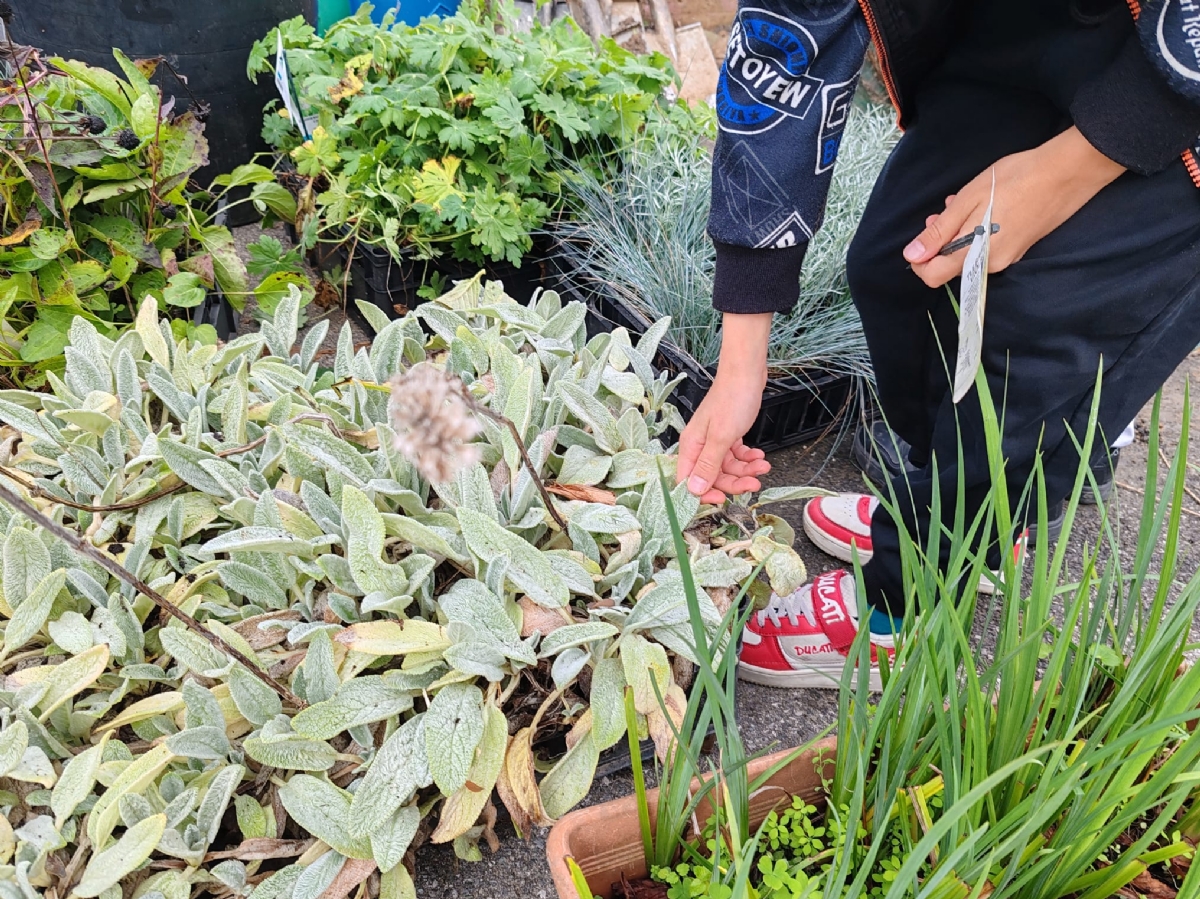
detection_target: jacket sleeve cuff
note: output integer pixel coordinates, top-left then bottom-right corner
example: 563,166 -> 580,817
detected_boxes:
1071,35 -> 1200,175
712,241 -> 807,314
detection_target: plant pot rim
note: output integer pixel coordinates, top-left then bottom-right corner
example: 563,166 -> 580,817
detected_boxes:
545,735 -> 838,899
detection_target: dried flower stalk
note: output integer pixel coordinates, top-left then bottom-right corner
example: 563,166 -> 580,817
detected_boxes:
387,363 -> 568,530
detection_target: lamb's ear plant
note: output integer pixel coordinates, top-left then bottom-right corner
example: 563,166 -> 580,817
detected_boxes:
0,275 -> 812,896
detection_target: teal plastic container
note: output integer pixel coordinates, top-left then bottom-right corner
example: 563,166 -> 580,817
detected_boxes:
317,0 -> 460,31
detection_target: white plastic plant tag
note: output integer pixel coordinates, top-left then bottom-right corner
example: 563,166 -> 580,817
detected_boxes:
274,34 -> 313,139
952,170 -> 996,404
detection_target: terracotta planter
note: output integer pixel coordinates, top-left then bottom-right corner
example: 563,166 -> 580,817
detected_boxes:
545,736 -> 838,899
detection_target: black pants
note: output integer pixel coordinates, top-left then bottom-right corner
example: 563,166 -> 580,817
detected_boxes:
846,63 -> 1200,616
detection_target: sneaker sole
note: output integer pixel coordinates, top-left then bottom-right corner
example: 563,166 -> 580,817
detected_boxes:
803,502 -> 1004,595
737,659 -> 883,691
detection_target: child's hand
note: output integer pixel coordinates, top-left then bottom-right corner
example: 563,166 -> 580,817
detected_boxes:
677,376 -> 771,504
904,126 -> 1125,288
676,311 -> 773,504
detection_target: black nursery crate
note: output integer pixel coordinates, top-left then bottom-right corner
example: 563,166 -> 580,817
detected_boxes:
579,283 -> 857,453
195,288 -> 238,341
347,240 -> 553,323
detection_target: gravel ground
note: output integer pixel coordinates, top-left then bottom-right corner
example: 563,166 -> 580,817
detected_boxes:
232,223 -> 1200,899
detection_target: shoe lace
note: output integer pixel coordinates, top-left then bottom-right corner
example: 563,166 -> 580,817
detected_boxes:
756,589 -> 818,629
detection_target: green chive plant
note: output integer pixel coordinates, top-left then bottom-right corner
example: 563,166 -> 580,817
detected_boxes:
635,366 -> 1200,898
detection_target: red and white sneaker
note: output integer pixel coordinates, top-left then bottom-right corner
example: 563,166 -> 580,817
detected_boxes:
802,493 -> 1024,596
737,570 -> 894,690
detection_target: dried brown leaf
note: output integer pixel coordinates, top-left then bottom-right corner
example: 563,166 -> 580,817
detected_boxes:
547,483 -> 616,505
318,857 -> 376,899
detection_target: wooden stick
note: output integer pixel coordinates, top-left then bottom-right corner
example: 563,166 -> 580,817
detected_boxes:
0,478 -> 307,708
646,0 -> 679,63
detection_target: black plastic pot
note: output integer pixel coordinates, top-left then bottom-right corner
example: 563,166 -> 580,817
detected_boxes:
16,0 -> 315,226
568,275 -> 858,453
345,241 -> 553,321
195,289 -> 238,341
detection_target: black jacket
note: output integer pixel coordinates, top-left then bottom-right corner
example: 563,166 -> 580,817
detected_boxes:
709,0 -> 1200,315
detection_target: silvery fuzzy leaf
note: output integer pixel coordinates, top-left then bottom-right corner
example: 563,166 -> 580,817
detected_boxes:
278,775 -> 371,859
300,481 -> 343,537
607,450 -> 662,488
299,629 -> 339,704
443,638 -> 509,682
165,726 -> 230,760
539,730 -> 599,820
457,508 -> 569,608
621,634 -> 672,716
91,606 -> 130,659
557,445 -> 612,487
157,439 -> 233,500
347,713 -> 429,839
209,333 -> 267,376
342,486 -> 407,597
282,422 -> 374,486
119,792 -> 156,827
564,518 -> 597,561
66,569 -> 108,609
250,864 -> 303,899
50,736 -> 105,826
3,568 -> 66,656
508,427 -> 558,523
556,381 -> 621,453
163,787 -> 198,829
3,527 -> 51,609
242,732 -> 336,772
194,764 -> 243,849
74,813 -> 167,898
385,516 -> 467,564
316,554 -> 364,597
146,364 -> 196,422
60,453 -> 105,495
636,479 -> 698,553
228,665 -> 282,726
198,526 -> 319,558
551,646 -> 592,690
218,562 -> 288,609
424,683 -> 485,795
538,622 -> 619,658
160,628 -> 230,677
541,301 -> 585,342
291,676 -> 414,740
211,860 -> 248,892
0,719 -> 29,778
47,610 -> 93,655
438,579 -> 521,645
0,397 -> 62,445
689,552 -> 754,589
300,319 -> 330,371
334,322 -> 354,380
369,320 -> 406,384
569,503 -> 640,535
543,551 -> 599,598
234,794 -> 269,840
370,804 -> 420,874
456,463 -> 499,521
183,680 -> 225,730
750,533 -> 808,597
589,657 -> 627,751
262,288 -> 301,359
353,297 -> 393,335
637,315 -> 671,362
601,369 -> 645,407
617,406 -> 651,452
750,485 -> 834,508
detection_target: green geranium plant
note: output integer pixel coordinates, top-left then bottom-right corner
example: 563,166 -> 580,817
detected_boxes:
248,2 -> 707,267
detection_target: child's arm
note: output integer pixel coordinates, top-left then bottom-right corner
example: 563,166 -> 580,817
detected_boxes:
680,0 -> 870,501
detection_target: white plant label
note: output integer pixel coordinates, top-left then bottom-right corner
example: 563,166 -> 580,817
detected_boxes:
952,170 -> 995,404
274,35 -> 315,139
